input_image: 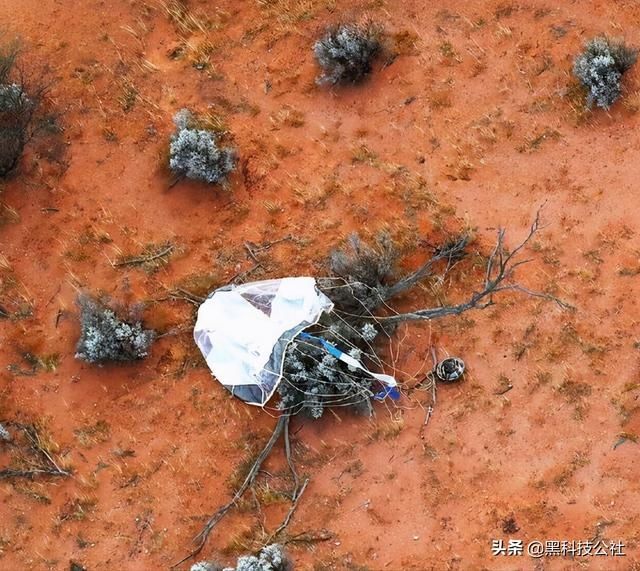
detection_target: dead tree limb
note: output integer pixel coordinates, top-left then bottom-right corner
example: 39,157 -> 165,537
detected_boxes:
283,412 -> 300,494
265,477 -> 310,546
173,415 -> 289,568
382,233 -> 470,301
260,417 -> 310,545
372,210 -> 572,326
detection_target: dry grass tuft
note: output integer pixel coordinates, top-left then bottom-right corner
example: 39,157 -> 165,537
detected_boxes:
159,0 -> 210,34
74,420 -> 111,448
369,417 -> 405,441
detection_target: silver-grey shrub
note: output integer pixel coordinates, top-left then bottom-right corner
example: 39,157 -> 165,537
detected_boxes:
0,38 -> 42,177
0,423 -> 11,441
190,544 -> 290,571
277,233 -> 398,419
75,295 -> 155,364
314,22 -> 382,85
169,109 -> 235,184
573,36 -> 637,109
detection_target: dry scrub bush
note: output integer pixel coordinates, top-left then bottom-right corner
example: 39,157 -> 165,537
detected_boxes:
0,35 -> 50,177
573,36 -> 637,109
277,232 -> 400,419
277,213 -> 565,419
190,544 -> 291,571
169,109 -> 236,184
314,22 -> 382,85
75,294 -> 155,364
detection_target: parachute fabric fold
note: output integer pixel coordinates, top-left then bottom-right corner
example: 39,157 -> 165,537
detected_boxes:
193,277 -> 334,406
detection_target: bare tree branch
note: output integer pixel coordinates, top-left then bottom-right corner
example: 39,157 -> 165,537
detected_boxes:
371,211 -> 572,325
265,477 -> 309,545
173,415 -> 289,568
382,233 -> 470,301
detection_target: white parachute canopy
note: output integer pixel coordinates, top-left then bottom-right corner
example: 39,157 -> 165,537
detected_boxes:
194,277 -> 334,406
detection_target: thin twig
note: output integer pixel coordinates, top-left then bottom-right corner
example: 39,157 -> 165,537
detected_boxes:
244,242 -> 259,263
225,262 -> 263,286
162,288 -> 205,305
419,347 -> 438,440
168,174 -> 184,189
114,244 -> 174,267
251,234 -> 295,253
282,529 -> 333,545
0,468 -> 69,480
494,383 -> 514,396
265,477 -> 309,544
244,234 -> 295,263
25,427 -> 67,475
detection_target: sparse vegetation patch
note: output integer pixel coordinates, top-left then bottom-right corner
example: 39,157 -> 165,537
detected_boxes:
190,544 -> 291,571
573,36 -> 637,109
169,108 -> 236,185
314,22 -> 382,85
75,294 -> 155,364
0,36 -> 47,177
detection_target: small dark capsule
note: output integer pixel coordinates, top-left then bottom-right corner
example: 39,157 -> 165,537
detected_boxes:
435,357 -> 465,382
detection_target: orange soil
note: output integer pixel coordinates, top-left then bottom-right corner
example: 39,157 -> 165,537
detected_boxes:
1,1 -> 640,570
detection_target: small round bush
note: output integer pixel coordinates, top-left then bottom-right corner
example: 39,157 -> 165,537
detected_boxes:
0,39 -> 42,177
190,544 -> 290,571
75,295 -> 155,364
169,109 -> 236,184
314,22 -> 382,85
573,36 -> 637,109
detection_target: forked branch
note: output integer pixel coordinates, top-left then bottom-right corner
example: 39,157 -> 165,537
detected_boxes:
377,209 -> 572,325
